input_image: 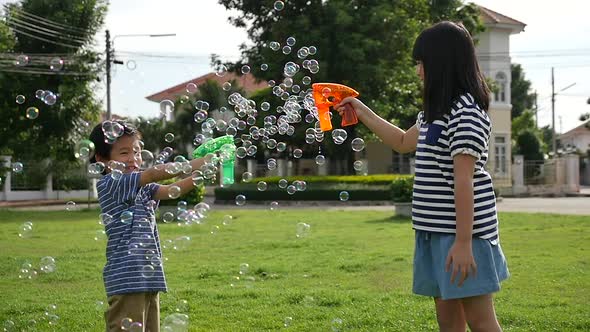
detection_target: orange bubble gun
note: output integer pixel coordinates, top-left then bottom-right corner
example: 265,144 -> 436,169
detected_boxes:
312,83 -> 360,132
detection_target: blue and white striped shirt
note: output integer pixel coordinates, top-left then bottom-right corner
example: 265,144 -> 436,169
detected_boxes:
412,94 -> 499,243
97,172 -> 167,296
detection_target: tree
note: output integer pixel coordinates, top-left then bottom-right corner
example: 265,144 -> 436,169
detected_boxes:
510,63 -> 536,119
216,0 -> 483,173
514,130 -> 543,161
0,0 -> 107,183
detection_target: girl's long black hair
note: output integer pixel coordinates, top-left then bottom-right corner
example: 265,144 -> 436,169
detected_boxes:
412,21 -> 490,122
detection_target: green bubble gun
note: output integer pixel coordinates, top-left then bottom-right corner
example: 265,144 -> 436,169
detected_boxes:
192,135 -> 236,185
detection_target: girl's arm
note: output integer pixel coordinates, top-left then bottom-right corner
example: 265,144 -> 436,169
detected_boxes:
140,158 -> 206,187
336,97 -> 419,154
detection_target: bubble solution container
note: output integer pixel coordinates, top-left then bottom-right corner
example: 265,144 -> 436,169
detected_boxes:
192,135 -> 236,185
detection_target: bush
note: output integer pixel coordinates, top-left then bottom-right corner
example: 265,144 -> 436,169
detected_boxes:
252,174 -> 410,185
391,176 -> 414,203
157,178 -> 205,206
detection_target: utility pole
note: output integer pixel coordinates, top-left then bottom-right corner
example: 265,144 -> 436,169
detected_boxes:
551,67 -> 556,157
105,30 -> 112,120
533,90 -> 538,128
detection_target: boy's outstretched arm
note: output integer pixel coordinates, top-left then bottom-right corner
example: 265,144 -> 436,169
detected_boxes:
152,174 -> 199,201
140,158 -> 206,188
336,97 -> 419,154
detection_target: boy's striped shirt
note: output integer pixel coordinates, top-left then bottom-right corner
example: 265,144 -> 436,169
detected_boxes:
413,93 -> 499,243
97,172 -> 167,296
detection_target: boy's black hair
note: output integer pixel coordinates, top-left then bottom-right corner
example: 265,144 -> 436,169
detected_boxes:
412,21 -> 490,122
89,120 -> 141,164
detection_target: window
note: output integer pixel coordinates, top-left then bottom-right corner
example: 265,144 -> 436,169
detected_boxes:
494,135 -> 507,175
494,72 -> 507,103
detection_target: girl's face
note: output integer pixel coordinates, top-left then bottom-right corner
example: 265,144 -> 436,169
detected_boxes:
97,135 -> 143,173
415,61 -> 424,81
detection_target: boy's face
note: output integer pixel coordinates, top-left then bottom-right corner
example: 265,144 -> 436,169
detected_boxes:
99,135 -> 143,173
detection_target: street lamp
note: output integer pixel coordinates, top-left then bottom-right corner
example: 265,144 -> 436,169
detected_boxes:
105,30 -> 176,120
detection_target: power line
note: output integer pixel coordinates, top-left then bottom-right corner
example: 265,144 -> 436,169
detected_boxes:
0,66 -> 97,75
2,25 -> 81,49
3,5 -> 91,35
6,15 -> 87,44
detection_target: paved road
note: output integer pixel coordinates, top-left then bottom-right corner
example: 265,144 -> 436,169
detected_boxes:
2,197 -> 589,215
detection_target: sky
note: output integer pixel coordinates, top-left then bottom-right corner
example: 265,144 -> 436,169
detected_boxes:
3,0 -> 590,133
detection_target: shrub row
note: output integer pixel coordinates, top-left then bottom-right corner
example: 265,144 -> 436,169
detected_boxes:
250,174 -> 411,185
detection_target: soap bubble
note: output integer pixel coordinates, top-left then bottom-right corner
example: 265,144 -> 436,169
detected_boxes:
126,60 -> 137,70
18,222 -> 33,238
121,210 -> 133,224
160,100 -> 175,116
278,179 -> 288,189
121,318 -> 133,330
309,46 -> 317,55
261,102 -> 270,111
260,63 -> 269,71
353,160 -> 364,172
315,155 -> 325,165
11,162 -> 23,173
294,180 -> 307,191
94,230 -> 107,241
257,181 -> 268,191
141,265 -> 155,278
164,133 -> 175,142
239,263 -> 249,275
339,191 -> 350,201
235,194 -> 246,206
332,129 -> 348,144
75,140 -> 95,160
162,313 -> 189,332
269,41 -> 280,51
297,47 -> 309,59
242,172 -> 253,182
129,322 -> 143,332
284,317 -> 293,327
270,201 -> 279,210
15,54 -> 29,66
65,201 -> 76,211
287,185 -> 296,195
274,0 -> 285,11
222,81 -> 232,91
351,138 -> 365,152
49,57 -> 64,71
15,95 -> 25,104
168,186 -> 181,199
296,222 -> 311,238
277,142 -> 287,152
267,158 -> 277,170
43,91 -> 57,105
282,46 -> 292,54
241,65 -> 251,74
215,64 -> 228,77
286,36 -> 296,46
25,107 -> 39,119
293,149 -> 303,158
302,76 -> 312,85
40,256 -> 56,273
162,212 -> 175,223
331,318 -> 344,331
186,82 -> 198,93
222,215 -> 234,226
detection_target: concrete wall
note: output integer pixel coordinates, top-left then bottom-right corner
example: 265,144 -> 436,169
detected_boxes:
365,141 -> 393,174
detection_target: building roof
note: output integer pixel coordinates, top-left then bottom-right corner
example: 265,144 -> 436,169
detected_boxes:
478,5 -> 526,33
145,72 -> 268,103
559,120 -> 590,139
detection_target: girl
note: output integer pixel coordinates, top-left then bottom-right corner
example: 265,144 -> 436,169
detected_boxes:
337,21 -> 509,332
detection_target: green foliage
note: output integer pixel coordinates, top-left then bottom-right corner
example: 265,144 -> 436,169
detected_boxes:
0,0 -> 107,171
511,64 -> 536,119
515,130 -> 544,161
0,209 -> 589,330
157,178 -> 205,206
253,174 -> 410,185
390,176 -> 414,202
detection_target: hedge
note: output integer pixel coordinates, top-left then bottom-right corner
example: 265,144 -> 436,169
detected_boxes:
214,187 -> 392,201
250,174 -> 411,185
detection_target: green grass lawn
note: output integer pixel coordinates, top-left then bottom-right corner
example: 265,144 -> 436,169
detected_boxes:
0,208 -> 588,331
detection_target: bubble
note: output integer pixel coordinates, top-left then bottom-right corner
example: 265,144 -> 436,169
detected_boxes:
332,129 -> 348,144
302,76 -> 312,85
309,46 -> 317,55
257,181 -> 268,191
35,89 -> 44,99
18,222 -> 33,238
15,54 -> 29,66
296,222 -> 311,238
121,318 -> 133,330
235,194 -> 246,206
168,186 -> 181,199
11,162 -> 23,173
239,263 -> 249,275
269,201 -> 279,210
242,172 -> 253,182
274,0 -> 285,11
222,81 -> 232,91
339,191 -> 350,201
313,155 -> 326,166
15,95 -> 25,104
215,64 -> 228,77
353,160 -> 363,172
284,317 -> 293,327
162,313 -> 189,331
40,256 -> 56,273
222,215 -> 234,226
194,110 -> 208,123
282,46 -> 292,54
293,149 -> 303,158
75,140 -> 95,160
160,100 -> 175,116
121,210 -> 133,224
260,63 -> 269,71
95,300 -> 107,312
49,57 -> 64,71
287,185 -> 296,195
43,91 -> 57,105
277,142 -> 287,152
351,138 -> 365,152
126,60 -> 137,70
47,314 -> 59,326
278,179 -> 288,189
90,229 -> 106,241
331,318 -> 344,331
65,201 -> 76,211
295,180 -> 307,191
129,322 -> 143,332
141,265 -> 155,278
269,41 -> 280,51
297,47 -> 309,59
111,169 -> 123,180
186,82 -> 198,93
261,102 -> 270,111
25,107 -> 39,119
164,133 -> 175,143
240,65 -> 251,74
286,36 -> 296,46
162,211 -> 175,223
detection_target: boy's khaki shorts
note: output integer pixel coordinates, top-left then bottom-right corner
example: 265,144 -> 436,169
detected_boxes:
105,292 -> 159,332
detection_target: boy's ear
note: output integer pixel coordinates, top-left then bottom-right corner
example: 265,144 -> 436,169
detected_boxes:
95,154 -> 107,163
